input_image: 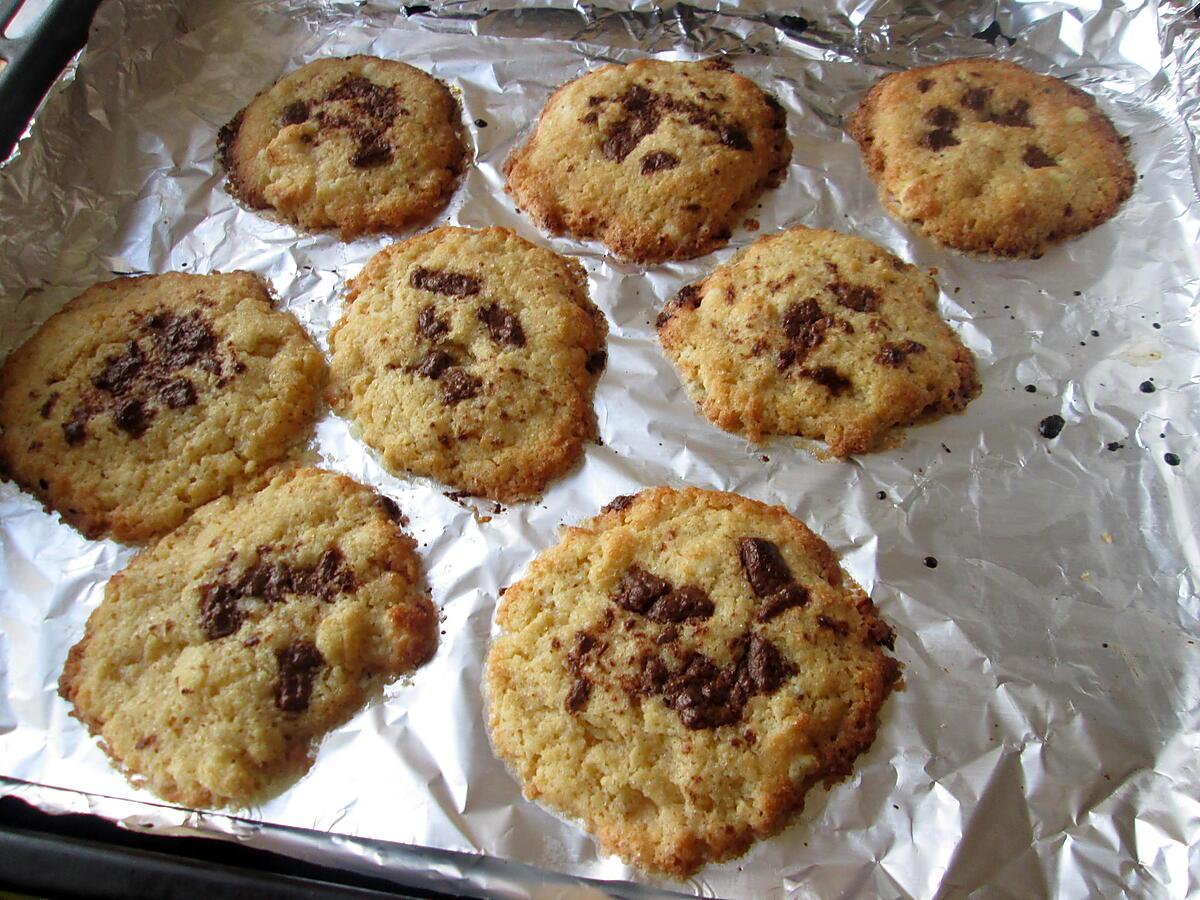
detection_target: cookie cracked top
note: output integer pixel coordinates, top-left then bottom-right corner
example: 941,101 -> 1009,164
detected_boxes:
505,58 -> 791,264
328,226 -> 607,502
485,486 -> 900,876
847,58 -> 1133,257
219,55 -> 467,239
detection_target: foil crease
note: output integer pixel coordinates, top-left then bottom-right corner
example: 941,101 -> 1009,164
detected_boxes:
1,1 -> 1198,897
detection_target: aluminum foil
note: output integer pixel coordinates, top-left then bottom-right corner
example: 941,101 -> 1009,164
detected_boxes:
2,1 -> 1198,897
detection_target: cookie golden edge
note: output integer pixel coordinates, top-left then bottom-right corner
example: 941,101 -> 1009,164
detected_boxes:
217,55 -> 469,240
484,486 -> 902,876
503,58 -> 792,264
0,271 -> 326,543
656,228 -> 981,456
328,225 -> 607,503
58,465 -> 438,809
847,58 -> 1134,258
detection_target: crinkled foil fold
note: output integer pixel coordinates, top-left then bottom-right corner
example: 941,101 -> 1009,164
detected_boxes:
1,2 -> 1198,897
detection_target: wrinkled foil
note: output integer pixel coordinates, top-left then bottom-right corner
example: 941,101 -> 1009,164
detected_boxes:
2,1 -> 1199,897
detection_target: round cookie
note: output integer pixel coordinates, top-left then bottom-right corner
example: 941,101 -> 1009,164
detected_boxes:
218,55 -> 467,239
485,487 -> 900,876
847,58 -> 1134,257
0,272 -> 326,543
59,466 -> 438,809
656,226 -> 979,456
327,226 -> 607,503
504,58 -> 791,264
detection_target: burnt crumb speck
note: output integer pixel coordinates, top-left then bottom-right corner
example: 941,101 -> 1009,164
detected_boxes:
923,556 -> 939,569
1164,452 -> 1181,466
602,494 -> 636,514
411,267 -> 482,297
1138,380 -> 1156,394
275,641 -> 324,713
1025,384 -> 1037,393
1038,414 -> 1065,438
477,303 -> 526,347
1105,441 -> 1124,452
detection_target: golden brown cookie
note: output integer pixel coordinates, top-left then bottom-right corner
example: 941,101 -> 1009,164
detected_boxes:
486,486 -> 900,876
218,55 -> 467,239
0,272 -> 325,543
656,226 -> 979,455
59,467 -> 437,809
847,58 -> 1133,257
327,226 -> 607,502
505,58 -> 791,263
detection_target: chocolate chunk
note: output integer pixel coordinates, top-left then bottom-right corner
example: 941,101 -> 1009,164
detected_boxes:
39,392 -> 59,418
93,342 -> 145,394
476,304 -> 526,347
580,111 -> 599,125
961,86 -> 991,110
920,128 -> 960,150
828,282 -> 880,313
149,312 -> 216,369
602,494 -> 635,513
798,366 -> 851,394
781,299 -> 823,339
988,99 -> 1032,127
199,584 -> 244,640
738,537 -> 792,597
113,398 -> 153,437
416,349 -> 454,380
322,74 -> 402,125
719,124 -> 752,151
640,151 -> 679,174
877,339 -> 926,367
1022,145 -> 1057,168
565,677 -> 591,712
439,368 -> 482,404
280,100 -> 310,125
756,582 -> 810,622
745,634 -> 792,692
647,586 -> 715,623
417,305 -> 449,339
275,641 -> 324,712
639,654 -> 671,694
917,78 -> 934,93
159,378 -> 197,409
351,141 -> 393,168
923,106 -> 959,128
611,565 -> 671,614
1038,414 -> 1065,439
817,615 -> 850,636
410,267 -> 482,297
378,496 -> 406,525
776,348 -> 797,371
655,626 -> 679,645
62,415 -> 87,446
656,284 -> 702,328
303,548 -> 358,601
602,85 -> 663,162
585,350 -> 607,374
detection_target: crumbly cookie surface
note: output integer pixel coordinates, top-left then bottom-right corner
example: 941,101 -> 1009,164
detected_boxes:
485,487 -> 900,876
0,272 -> 325,543
59,467 -> 437,809
656,226 -> 979,455
219,55 -> 466,239
504,58 -> 791,264
327,226 -> 607,503
847,58 -> 1133,257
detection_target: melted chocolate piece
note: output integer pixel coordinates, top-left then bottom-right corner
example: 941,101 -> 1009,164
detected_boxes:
924,106 -> 959,128
612,565 -> 671,614
781,299 -> 823,340
565,677 -> 591,712
147,312 -> 217,369
378,496 -> 406,524
817,614 -> 850,636
655,284 -> 702,328
199,585 -> 244,640
719,124 -> 752,151
476,304 -> 526,347
159,378 -> 197,409
62,413 -> 87,446
877,339 -> 926,367
93,342 -> 145,394
113,398 -> 153,436
988,99 -> 1032,127
655,626 -> 679,645
647,586 -> 715,624
602,85 -> 662,162
917,78 -> 934,93
920,128 -> 960,150
828,282 -> 880,313
410,267 -> 481,297
39,392 -> 59,418
275,641 -> 324,712
1038,414 -> 1065,439
280,100 -> 310,125
416,349 -> 454,380
351,141 -> 393,168
1022,145 -> 1056,168
417,305 -> 449,339
756,582 -> 810,622
440,368 -> 482,404
602,494 -> 635,513
585,350 -> 607,374
961,86 -> 991,110
799,366 -> 851,394
640,151 -> 679,174
738,537 -> 792,597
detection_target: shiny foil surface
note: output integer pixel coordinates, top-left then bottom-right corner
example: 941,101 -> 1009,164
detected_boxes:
1,2 -> 1198,897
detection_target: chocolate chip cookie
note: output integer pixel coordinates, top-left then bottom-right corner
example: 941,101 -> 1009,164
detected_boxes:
59,466 -> 437,809
505,58 -> 791,263
657,226 -> 979,455
0,272 -> 325,543
847,58 -> 1134,257
219,55 -> 467,239
485,487 -> 900,876
327,226 -> 607,502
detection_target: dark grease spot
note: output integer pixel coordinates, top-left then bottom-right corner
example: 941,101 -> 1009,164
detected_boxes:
1038,414 -> 1065,439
